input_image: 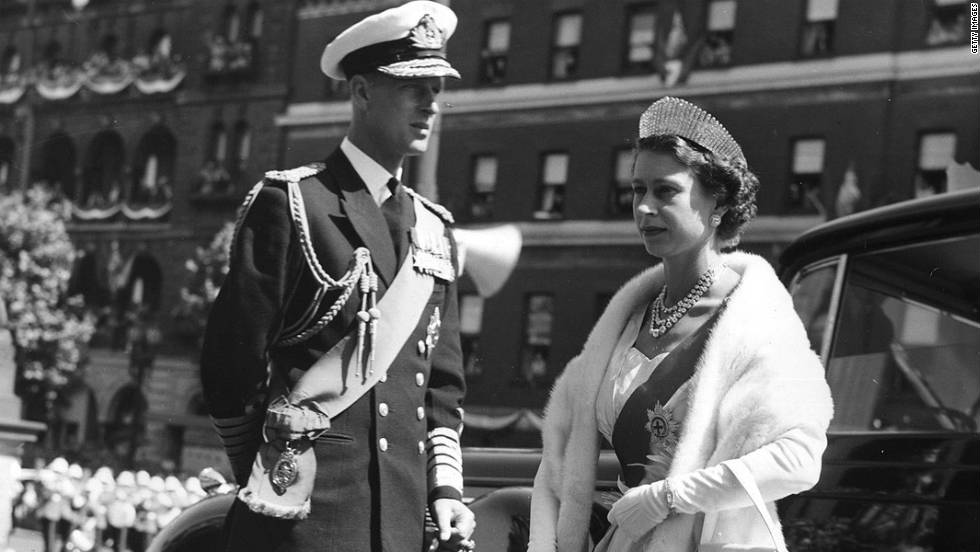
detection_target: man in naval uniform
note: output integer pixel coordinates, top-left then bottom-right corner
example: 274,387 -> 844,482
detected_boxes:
200,2 -> 475,550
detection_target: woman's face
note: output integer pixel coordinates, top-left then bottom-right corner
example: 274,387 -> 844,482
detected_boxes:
631,149 -> 718,259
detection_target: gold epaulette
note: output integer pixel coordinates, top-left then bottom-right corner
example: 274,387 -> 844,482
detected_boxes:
403,187 -> 455,225
264,163 -> 326,184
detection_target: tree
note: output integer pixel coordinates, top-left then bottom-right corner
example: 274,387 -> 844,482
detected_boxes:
0,185 -> 95,438
172,222 -> 234,345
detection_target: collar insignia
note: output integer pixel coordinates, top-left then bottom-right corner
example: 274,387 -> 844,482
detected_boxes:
409,14 -> 445,50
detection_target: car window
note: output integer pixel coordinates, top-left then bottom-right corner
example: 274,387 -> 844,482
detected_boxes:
788,258 -> 841,358
825,235 -> 980,434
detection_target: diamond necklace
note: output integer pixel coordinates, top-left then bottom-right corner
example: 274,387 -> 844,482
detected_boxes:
648,264 -> 723,338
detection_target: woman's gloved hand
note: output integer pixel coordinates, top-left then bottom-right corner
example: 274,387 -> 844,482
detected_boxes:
606,480 -> 670,541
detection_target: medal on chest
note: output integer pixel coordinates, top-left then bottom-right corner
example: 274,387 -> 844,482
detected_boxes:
410,228 -> 455,282
418,307 -> 441,359
645,401 -> 680,460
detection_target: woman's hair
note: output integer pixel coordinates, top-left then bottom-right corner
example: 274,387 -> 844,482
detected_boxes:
635,134 -> 759,243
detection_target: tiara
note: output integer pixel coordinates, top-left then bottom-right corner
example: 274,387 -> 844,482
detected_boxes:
638,97 -> 746,166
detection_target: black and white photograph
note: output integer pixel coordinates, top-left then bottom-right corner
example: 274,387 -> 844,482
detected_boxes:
0,0 -> 977,551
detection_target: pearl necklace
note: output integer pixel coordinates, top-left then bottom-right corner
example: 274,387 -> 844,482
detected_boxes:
648,265 -> 722,338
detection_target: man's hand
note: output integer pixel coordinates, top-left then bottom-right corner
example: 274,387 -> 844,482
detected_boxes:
431,498 -> 476,544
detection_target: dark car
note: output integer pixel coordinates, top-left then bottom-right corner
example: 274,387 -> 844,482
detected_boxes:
151,189 -> 979,552
777,188 -> 979,551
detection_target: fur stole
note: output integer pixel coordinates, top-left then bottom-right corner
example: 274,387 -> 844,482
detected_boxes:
529,252 -> 834,552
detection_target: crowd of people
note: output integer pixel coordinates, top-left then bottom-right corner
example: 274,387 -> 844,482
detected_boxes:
13,457 -> 234,552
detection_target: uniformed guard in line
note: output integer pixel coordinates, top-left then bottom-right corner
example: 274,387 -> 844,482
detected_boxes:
200,2 -> 475,551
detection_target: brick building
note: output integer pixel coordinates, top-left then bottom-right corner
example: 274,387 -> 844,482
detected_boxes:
0,0 -> 295,473
1,0 -> 977,466
280,0 -> 979,445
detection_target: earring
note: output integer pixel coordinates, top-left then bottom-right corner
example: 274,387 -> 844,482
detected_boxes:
710,214 -> 722,227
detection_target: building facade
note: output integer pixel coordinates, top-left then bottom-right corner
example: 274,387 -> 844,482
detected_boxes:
2,0 -> 977,466
0,0 -> 295,473
280,0 -> 979,445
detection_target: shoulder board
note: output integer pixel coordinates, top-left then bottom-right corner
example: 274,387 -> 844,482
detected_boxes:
403,187 -> 454,224
263,162 -> 326,184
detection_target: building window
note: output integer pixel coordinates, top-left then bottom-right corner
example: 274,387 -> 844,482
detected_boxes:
197,122 -> 232,196
789,138 -> 825,213
37,132 -> 77,201
800,0 -> 837,57
0,136 -> 13,193
624,4 -> 657,73
926,0 -> 968,45
550,12 -> 582,80
480,19 -> 510,84
699,0 -> 736,67
1,45 -> 21,77
128,126 -> 176,213
246,2 -> 264,40
915,132 -> 956,197
519,294 -> 553,388
460,294 -> 485,380
207,4 -> 254,77
470,155 -> 497,219
232,120 -> 252,175
534,152 -> 569,220
610,147 -> 634,216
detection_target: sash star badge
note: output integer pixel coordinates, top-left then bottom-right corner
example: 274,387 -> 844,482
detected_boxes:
644,401 -> 679,456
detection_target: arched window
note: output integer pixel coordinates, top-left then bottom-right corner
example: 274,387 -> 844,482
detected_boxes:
105,383 -> 147,455
81,130 -> 125,210
246,2 -> 264,40
130,125 -> 176,207
231,119 -> 251,176
1,45 -> 21,76
198,120 -> 231,196
42,39 -> 62,65
37,132 -> 77,200
119,251 -> 163,313
0,135 -> 14,193
223,4 -> 241,42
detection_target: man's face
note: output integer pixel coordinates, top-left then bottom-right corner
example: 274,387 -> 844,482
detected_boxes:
362,75 -> 444,158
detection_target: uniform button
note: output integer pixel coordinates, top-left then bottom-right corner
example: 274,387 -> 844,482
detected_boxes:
378,403 -> 389,417
378,438 -> 388,452
415,372 -> 425,386
416,407 -> 425,420
379,373 -> 387,383
418,441 -> 425,455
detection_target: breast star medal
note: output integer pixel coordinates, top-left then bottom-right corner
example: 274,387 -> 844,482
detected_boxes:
270,440 -> 300,496
645,401 -> 680,460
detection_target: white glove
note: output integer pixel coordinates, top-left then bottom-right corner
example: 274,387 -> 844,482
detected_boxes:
606,480 -> 670,541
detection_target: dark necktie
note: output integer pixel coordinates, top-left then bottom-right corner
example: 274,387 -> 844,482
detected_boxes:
381,178 -> 406,264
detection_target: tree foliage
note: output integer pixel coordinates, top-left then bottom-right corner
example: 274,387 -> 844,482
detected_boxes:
172,222 -> 234,341
0,186 -> 95,409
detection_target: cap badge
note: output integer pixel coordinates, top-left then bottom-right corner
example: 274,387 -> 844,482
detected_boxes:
409,13 -> 445,50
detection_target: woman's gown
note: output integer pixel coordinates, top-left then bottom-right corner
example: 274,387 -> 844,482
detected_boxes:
593,304 -> 721,552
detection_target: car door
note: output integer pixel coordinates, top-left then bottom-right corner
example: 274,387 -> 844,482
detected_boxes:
779,233 -> 980,552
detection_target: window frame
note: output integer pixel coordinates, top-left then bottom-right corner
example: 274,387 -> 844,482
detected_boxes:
787,136 -> 827,213
480,18 -> 511,85
798,0 -> 838,58
469,153 -> 498,220
622,3 -> 658,74
534,151 -> 570,220
549,10 -> 583,81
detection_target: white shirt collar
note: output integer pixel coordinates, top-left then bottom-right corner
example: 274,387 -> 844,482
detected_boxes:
340,137 -> 402,206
